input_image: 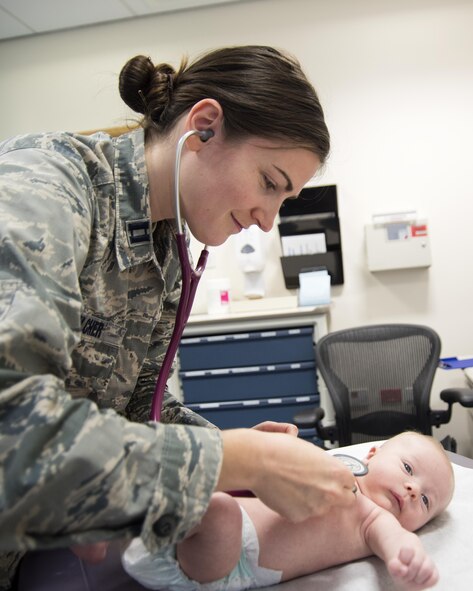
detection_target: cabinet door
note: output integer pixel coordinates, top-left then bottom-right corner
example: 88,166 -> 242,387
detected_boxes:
187,394 -> 319,431
179,327 -> 315,371
180,361 -> 318,403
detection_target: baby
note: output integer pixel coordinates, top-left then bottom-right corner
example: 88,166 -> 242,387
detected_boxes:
122,431 -> 455,590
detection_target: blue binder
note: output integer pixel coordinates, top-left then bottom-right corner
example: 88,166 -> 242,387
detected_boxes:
439,357 -> 473,370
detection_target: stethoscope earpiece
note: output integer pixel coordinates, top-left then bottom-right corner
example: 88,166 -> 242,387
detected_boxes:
198,129 -> 214,142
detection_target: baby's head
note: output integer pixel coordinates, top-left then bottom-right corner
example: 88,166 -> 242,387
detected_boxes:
358,431 -> 454,531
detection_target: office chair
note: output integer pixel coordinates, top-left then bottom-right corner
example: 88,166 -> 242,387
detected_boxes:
294,324 -> 473,451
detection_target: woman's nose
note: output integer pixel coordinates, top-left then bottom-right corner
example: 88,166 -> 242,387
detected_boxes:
257,218 -> 273,233
252,204 -> 280,233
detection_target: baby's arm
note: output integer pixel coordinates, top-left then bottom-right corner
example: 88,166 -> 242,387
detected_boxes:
70,542 -> 109,563
362,507 -> 438,590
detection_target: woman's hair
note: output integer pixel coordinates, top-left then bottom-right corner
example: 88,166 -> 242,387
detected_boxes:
119,45 -> 330,163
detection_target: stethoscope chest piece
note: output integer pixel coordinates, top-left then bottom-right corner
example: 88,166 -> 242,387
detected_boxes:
333,453 -> 369,476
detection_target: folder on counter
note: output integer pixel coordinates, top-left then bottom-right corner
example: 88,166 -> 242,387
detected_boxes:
439,357 -> 473,370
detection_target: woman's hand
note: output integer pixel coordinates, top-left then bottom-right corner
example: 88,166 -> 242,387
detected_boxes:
218,429 -> 356,523
252,421 -> 298,436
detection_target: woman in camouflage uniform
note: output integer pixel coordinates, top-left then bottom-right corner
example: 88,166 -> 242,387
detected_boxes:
0,46 -> 355,589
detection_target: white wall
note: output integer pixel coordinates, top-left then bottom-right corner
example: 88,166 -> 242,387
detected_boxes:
1,0 -> 473,454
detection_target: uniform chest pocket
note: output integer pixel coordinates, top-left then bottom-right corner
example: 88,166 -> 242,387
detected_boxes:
66,313 -> 126,400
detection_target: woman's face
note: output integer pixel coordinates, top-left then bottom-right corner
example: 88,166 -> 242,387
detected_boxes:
178,135 -> 320,246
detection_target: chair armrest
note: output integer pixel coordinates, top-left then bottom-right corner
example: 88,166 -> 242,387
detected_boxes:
441,388 -> 473,408
293,406 -> 325,428
293,407 -> 339,444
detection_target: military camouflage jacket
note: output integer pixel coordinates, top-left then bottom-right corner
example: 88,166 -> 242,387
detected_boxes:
0,129 -> 222,585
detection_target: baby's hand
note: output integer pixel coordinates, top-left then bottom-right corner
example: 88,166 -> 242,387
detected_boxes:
70,541 -> 109,563
388,545 -> 438,590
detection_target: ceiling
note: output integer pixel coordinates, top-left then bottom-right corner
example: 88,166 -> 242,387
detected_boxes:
0,0 -> 244,41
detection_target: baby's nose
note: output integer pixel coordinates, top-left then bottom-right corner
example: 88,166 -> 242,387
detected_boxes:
405,482 -> 420,499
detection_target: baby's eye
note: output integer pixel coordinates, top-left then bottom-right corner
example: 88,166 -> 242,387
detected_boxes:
403,462 -> 413,475
421,494 -> 430,509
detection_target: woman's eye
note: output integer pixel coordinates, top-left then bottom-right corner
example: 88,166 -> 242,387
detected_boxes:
421,494 -> 430,509
403,462 -> 413,475
263,175 -> 276,191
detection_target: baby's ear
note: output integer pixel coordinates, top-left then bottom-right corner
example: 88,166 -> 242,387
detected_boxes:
365,446 -> 378,462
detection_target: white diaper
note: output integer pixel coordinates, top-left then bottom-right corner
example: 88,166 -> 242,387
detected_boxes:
122,506 -> 282,590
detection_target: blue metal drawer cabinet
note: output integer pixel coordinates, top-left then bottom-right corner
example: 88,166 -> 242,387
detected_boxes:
178,325 -> 320,434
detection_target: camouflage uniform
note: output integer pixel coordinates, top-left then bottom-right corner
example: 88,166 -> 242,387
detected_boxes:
0,130 -> 222,589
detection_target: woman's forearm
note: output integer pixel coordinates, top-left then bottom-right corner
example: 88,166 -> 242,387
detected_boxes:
218,428 -> 357,523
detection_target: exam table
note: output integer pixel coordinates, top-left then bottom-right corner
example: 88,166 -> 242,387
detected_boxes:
17,442 -> 473,591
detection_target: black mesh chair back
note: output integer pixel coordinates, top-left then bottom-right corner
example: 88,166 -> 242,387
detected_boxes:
316,324 -> 440,446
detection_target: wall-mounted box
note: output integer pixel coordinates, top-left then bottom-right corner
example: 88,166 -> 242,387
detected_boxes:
365,218 -> 431,272
278,185 -> 344,287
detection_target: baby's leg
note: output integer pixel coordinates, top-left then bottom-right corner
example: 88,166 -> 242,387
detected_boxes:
177,492 -> 243,584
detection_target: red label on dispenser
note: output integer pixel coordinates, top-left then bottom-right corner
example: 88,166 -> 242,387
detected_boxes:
411,225 -> 428,237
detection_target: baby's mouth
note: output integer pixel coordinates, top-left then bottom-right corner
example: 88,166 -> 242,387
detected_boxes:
391,491 -> 403,512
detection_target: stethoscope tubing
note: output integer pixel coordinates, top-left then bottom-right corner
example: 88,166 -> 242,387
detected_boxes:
150,130 -> 209,421
174,130 -> 196,234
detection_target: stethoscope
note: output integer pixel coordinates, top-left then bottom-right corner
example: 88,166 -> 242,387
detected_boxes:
333,454 -> 368,477
150,128 -> 214,421
333,454 -> 368,493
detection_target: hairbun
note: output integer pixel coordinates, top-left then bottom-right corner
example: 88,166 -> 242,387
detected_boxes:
119,55 -> 179,123
119,55 -> 156,114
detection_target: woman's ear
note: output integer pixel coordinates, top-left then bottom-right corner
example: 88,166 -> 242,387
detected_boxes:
184,99 -> 223,151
